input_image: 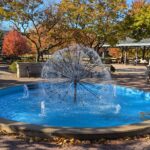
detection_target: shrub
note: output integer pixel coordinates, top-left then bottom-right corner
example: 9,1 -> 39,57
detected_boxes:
9,61 -> 17,72
101,58 -> 112,64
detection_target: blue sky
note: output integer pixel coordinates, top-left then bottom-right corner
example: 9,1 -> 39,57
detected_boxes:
1,0 -> 133,30
127,0 -> 133,5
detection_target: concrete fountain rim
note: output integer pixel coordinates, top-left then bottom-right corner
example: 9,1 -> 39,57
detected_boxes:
0,83 -> 150,140
0,117 -> 150,140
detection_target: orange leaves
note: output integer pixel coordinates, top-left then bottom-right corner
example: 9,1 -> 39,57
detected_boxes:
131,0 -> 145,14
2,30 -> 31,56
109,48 -> 121,58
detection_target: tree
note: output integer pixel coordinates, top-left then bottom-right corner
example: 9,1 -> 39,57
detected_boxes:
3,0 -> 66,62
109,48 -> 121,58
58,0 -> 127,53
0,31 -> 4,54
122,0 -> 150,59
0,0 -> 17,20
124,0 -> 150,40
2,30 -> 30,56
0,0 -> 5,21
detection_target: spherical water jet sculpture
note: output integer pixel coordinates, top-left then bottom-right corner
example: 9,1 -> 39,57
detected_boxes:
41,45 -> 118,113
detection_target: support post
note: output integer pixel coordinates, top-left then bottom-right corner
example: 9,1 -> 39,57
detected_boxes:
124,48 -> 128,64
135,47 -> 138,65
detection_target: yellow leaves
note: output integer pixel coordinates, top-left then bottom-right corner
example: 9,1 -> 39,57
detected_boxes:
131,2 -> 150,28
57,0 -> 127,47
0,7 -> 15,20
59,0 -> 96,27
53,137 -> 81,146
59,0 -> 87,15
0,7 -> 5,16
0,1 -> 24,20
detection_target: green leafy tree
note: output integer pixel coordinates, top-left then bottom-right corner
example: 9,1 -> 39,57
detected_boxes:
122,0 -> 150,59
0,0 -> 17,20
0,0 -> 4,54
124,0 -> 150,40
59,0 -> 127,53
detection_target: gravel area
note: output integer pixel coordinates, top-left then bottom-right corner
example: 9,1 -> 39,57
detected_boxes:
0,64 -> 150,150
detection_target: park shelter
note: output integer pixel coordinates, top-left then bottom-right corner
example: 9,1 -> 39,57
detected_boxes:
102,38 -> 150,64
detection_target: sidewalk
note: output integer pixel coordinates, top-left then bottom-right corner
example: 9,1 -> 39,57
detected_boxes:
113,64 -> 146,74
111,64 -> 150,91
0,64 -> 42,89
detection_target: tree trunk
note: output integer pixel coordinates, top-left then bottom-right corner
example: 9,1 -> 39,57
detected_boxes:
36,51 -> 40,62
94,47 -> 99,54
124,49 -> 128,64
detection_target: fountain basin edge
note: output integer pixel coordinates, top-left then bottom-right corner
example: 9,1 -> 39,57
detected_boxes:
0,117 -> 150,140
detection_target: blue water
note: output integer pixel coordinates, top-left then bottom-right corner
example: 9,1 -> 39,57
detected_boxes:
0,83 -> 150,128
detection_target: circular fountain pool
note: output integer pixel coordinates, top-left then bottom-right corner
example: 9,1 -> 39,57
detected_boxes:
0,83 -> 150,128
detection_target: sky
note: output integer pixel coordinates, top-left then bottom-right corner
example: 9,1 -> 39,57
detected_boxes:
127,0 -> 133,4
1,0 -> 133,30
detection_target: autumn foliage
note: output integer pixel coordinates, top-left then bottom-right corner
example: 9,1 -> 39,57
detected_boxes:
2,30 -> 30,56
109,48 -> 121,58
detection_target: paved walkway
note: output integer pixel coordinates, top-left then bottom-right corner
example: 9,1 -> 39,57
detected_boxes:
0,64 -> 150,150
112,64 -> 150,91
0,65 -> 42,89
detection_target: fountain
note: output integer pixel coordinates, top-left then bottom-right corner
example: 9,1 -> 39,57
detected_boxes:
39,101 -> 46,117
23,84 -> 29,98
41,45 -> 119,113
0,45 -> 150,139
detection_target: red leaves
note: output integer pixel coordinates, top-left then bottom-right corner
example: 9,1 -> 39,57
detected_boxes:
2,30 -> 31,56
